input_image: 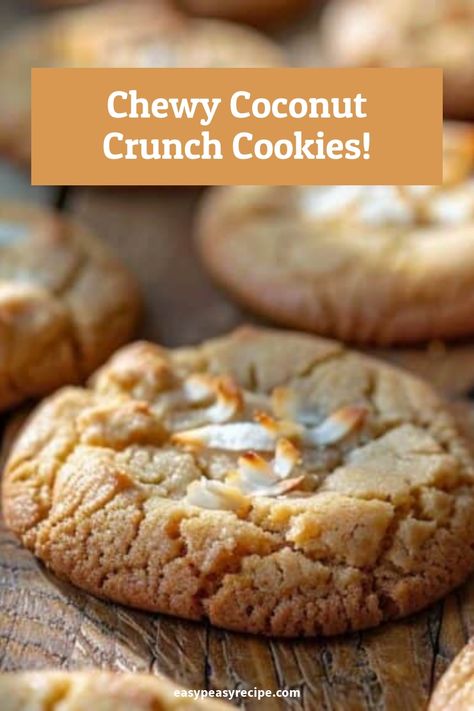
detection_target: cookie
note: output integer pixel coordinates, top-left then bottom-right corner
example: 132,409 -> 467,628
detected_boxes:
0,202 -> 139,412
0,1 -> 282,164
196,123 -> 474,346
0,23 -> 57,165
429,640 -> 474,711
175,0 -> 311,29
320,0 -> 474,119
0,670 -> 230,710
4,326 -> 474,637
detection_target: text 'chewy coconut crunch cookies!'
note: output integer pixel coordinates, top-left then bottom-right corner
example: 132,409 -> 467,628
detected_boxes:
0,671 -> 231,710
3,327 -> 474,637
0,202 -> 140,412
197,123 -> 474,345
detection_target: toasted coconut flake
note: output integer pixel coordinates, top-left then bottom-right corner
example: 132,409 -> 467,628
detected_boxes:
239,450 -> 273,475
228,469 -> 305,497
160,374 -> 243,425
205,377 -> 244,423
172,423 -> 276,450
234,451 -> 279,488
185,478 -> 249,512
267,475 -> 305,496
183,373 -> 216,403
227,438 -> 303,496
273,438 -> 301,478
254,411 -> 303,439
304,405 -> 367,447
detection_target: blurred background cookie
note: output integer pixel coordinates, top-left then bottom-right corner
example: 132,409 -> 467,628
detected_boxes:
0,21 -> 57,165
196,122 -> 474,345
0,0 -> 283,164
0,670 -> 231,710
0,202 -> 140,411
321,0 -> 474,119
429,638 -> 474,711
36,0 -> 313,28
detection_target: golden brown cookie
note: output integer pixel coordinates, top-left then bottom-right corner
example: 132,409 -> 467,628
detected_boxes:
175,0 -> 311,29
3,326 -> 474,637
429,640 -> 474,711
196,123 -> 474,346
0,670 -> 231,710
321,0 -> 474,119
0,202 -> 140,412
0,0 -> 283,163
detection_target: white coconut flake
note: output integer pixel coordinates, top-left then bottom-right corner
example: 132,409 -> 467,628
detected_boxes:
300,186 -> 362,220
172,422 -> 276,450
429,187 -> 474,225
304,406 -> 367,447
184,478 -> 248,511
358,186 -> 413,226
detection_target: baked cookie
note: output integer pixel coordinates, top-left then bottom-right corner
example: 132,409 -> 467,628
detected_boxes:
429,640 -> 474,711
197,123 -> 474,346
4,326 -> 474,637
0,202 -> 139,412
321,0 -> 474,119
0,1 -> 282,163
175,0 -> 311,29
0,671 -> 230,710
0,23 -> 57,165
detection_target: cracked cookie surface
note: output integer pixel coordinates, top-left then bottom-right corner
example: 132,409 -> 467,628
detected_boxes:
3,326 -> 474,637
429,639 -> 474,711
0,671 -> 231,710
321,0 -> 474,119
197,123 -> 474,345
0,202 -> 140,412
0,0 -> 282,163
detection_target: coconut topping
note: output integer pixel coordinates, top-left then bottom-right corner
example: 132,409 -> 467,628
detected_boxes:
171,373 -> 368,512
172,403 -> 366,451
183,438 -> 305,511
158,373 -> 244,426
184,478 -> 249,512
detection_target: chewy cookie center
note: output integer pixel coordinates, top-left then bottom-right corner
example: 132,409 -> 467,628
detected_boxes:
96,363 -> 368,511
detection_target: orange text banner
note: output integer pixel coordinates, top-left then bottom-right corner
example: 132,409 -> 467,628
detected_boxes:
31,67 -> 443,186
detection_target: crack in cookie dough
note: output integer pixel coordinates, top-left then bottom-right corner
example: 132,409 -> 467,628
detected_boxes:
0,203 -> 140,412
3,327 -> 474,636
196,123 -> 474,345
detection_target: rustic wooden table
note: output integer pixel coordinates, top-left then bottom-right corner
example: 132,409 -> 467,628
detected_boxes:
2,3 -> 474,710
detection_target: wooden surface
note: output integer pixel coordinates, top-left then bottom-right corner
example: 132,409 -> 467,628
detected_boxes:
3,3 -> 474,710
